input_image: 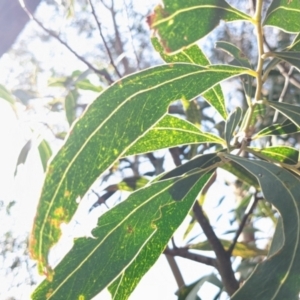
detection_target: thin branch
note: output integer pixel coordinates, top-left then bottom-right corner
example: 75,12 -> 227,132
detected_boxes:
165,248 -> 185,288
19,0 -> 113,84
193,202 -> 239,295
164,247 -> 217,267
87,0 -> 122,78
227,194 -> 261,255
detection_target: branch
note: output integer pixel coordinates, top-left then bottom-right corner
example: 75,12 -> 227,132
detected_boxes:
165,248 -> 185,288
19,0 -> 113,84
164,247 -> 217,267
87,0 -> 122,78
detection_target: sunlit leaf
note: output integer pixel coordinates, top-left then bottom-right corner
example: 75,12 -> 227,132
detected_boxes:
264,0 -> 300,33
250,146 -> 299,165
189,239 -> 267,258
38,140 -> 52,172
152,37 -> 227,119
225,154 -> 300,300
253,119 -> 300,139
65,90 -> 78,126
149,0 -> 251,52
30,63 -> 252,274
32,171 -> 213,299
225,107 -> 242,149
271,51 -> 300,71
125,115 -> 225,156
268,100 -> 300,127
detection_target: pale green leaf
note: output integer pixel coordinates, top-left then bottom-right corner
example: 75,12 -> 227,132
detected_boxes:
38,140 -> 52,172
225,107 -> 242,149
125,115 -> 225,156
65,90 -> 78,126
264,0 -> 300,33
32,171 -> 213,299
150,0 -> 251,52
75,79 -> 103,92
225,154 -> 300,300
0,84 -> 16,105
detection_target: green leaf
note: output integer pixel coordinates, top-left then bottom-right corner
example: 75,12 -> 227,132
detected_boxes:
253,119 -> 300,139
75,79 -> 103,92
0,84 -> 16,105
268,217 -> 284,257
32,171 -> 213,299
14,140 -> 32,176
225,107 -> 242,149
30,63 -> 252,274
176,274 -> 222,300
38,140 -> 52,172
152,37 -> 227,120
189,239 -> 267,258
65,89 -> 78,126
250,146 -> 299,165
225,154 -> 300,300
271,51 -> 300,71
264,0 -> 300,33
125,115 -> 225,156
150,0 -> 251,52
268,100 -> 300,127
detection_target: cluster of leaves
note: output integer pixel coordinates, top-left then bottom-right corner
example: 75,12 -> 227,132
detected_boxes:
14,0 -> 300,299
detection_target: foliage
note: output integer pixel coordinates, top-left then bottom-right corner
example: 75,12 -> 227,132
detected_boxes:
2,0 -> 300,299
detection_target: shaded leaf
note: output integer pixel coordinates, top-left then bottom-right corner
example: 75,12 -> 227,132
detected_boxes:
149,0 -> 251,52
14,140 -> 32,176
30,63 -> 252,274
253,119 -> 300,139
268,217 -> 284,257
152,37 -> 227,119
250,146 -> 299,165
32,171 -> 213,299
271,51 -> 300,71
264,0 -> 300,33
225,154 -> 300,300
268,100 -> 300,127
225,107 -> 242,149
65,89 -> 78,126
125,115 -> 225,156
38,140 -> 52,172
189,239 -> 267,258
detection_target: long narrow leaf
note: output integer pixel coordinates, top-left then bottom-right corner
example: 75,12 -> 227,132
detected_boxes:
225,107 -> 242,149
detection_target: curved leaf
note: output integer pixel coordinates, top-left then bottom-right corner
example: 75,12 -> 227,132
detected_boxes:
125,115 -> 225,156
152,37 -> 227,119
32,171 -> 213,299
149,0 -> 251,52
253,119 -> 300,139
65,89 -> 78,126
38,139 -> 53,172
271,51 -> 300,72
225,154 -> 300,300
225,107 -> 242,149
268,100 -> 300,127
264,0 -> 300,33
30,63 -> 252,274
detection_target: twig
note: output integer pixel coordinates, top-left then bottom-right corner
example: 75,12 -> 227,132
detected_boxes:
87,0 -> 122,78
193,202 -> 239,295
19,0 -> 113,84
227,194 -> 261,255
165,247 -> 185,288
164,247 -> 217,267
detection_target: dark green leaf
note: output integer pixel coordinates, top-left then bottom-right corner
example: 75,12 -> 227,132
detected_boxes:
225,154 -> 300,300
250,146 -> 299,165
268,100 -> 300,127
150,0 -> 251,52
14,140 -> 32,176
264,0 -> 300,33
271,51 -> 300,71
38,140 -> 52,172
225,107 -> 242,149
30,63 -> 252,274
152,37 -> 227,119
268,217 -> 284,257
253,119 -> 300,139
125,115 -> 225,156
32,171 -> 213,299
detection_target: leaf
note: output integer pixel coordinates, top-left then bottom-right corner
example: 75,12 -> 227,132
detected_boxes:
264,0 -> 300,33
250,146 -> 299,165
268,217 -> 284,257
30,63 -> 252,274
149,0 -> 251,53
253,119 -> 300,139
225,107 -> 242,149
152,37 -> 227,120
75,79 -> 103,92
189,239 -> 267,258
14,140 -> 32,176
125,115 -> 225,156
0,84 -> 16,105
224,154 -> 300,300
288,33 -> 300,52
32,171 -> 214,299
268,100 -> 300,127
271,51 -> 300,71
176,274 -> 222,300
65,89 -> 78,126
38,140 -> 52,172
